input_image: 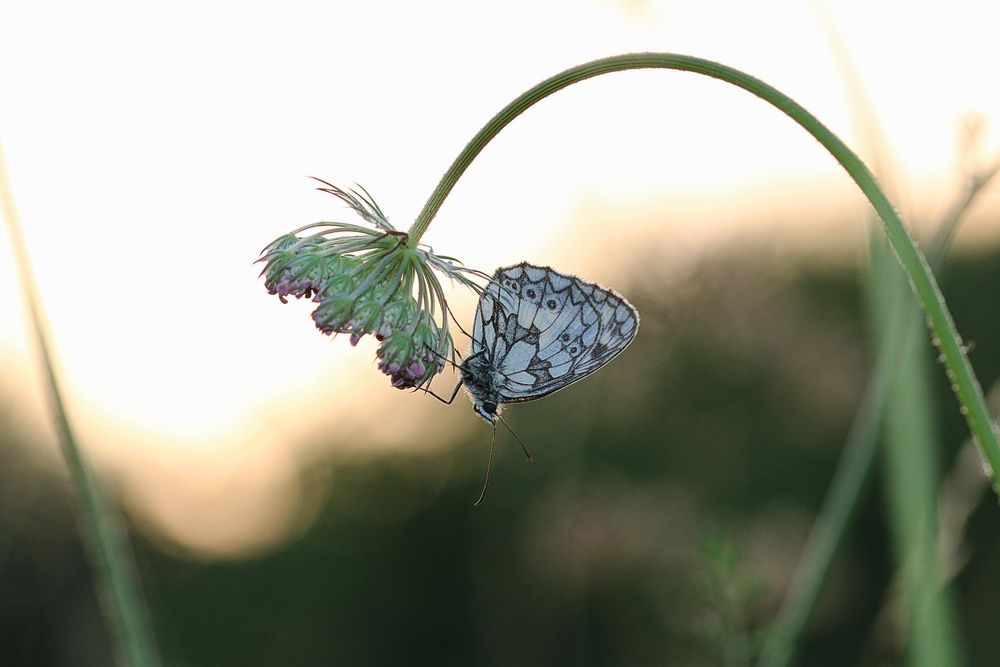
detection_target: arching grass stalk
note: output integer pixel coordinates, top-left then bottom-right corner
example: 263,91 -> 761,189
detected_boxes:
0,145 -> 162,665
405,52 -> 1000,498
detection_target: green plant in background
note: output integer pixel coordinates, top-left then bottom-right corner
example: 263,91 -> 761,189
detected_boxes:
1,146 -> 162,666
758,166 -> 999,667
699,531 -> 762,666
760,47 -> 1000,663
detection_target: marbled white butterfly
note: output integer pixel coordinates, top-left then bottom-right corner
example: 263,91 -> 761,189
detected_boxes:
436,263 -> 639,503
460,262 -> 640,421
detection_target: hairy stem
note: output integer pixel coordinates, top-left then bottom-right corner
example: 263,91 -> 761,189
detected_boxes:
406,52 -> 1000,497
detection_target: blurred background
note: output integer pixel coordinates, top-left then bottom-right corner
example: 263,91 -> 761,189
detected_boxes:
2,0 -> 1000,665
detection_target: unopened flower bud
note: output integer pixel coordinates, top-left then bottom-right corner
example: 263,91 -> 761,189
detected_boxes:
312,295 -> 354,334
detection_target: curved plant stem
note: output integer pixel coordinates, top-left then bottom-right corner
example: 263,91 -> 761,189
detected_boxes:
406,52 -> 1000,498
0,144 -> 162,666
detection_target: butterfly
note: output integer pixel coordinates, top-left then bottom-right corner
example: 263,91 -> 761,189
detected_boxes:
434,262 -> 640,504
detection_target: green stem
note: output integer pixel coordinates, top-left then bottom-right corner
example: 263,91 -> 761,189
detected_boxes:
406,52 -> 1000,497
0,143 -> 162,666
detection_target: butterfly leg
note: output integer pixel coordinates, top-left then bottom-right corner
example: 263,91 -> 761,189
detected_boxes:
425,347 -> 462,371
425,380 -> 463,405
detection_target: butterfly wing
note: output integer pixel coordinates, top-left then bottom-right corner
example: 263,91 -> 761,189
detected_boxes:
473,263 -> 639,403
470,265 -> 518,360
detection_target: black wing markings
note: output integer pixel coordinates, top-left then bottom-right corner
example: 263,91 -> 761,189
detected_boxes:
477,263 -> 637,403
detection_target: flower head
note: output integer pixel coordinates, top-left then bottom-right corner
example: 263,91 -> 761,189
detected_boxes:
257,179 -> 485,390
261,235 -> 335,303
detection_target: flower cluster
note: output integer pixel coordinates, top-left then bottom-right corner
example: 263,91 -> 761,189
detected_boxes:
257,180 -> 484,390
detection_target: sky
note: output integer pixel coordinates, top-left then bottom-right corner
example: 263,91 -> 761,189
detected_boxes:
2,0 -> 999,555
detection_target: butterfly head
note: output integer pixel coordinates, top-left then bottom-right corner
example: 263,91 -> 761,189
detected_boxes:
474,400 -> 499,424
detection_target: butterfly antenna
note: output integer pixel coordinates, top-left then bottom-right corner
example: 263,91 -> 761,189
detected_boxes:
445,299 -> 473,341
474,424 -> 497,507
497,414 -> 532,462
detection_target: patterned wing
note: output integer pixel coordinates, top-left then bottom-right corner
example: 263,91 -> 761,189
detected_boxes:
473,262 -> 639,403
470,264 -> 518,359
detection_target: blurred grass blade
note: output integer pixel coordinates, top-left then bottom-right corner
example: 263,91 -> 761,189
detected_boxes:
869,230 -> 963,666
758,326 -> 891,667
759,23 -> 998,661
760,166 -> 996,666
0,142 -> 162,667
861,146 -> 997,664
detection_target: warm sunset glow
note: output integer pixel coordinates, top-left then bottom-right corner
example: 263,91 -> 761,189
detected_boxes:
2,0 -> 999,556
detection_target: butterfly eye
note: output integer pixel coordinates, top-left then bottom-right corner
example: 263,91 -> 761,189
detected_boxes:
483,401 -> 498,414
546,299 -> 557,310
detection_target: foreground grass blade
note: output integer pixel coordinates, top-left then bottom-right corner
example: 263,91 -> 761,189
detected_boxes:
0,143 -> 162,666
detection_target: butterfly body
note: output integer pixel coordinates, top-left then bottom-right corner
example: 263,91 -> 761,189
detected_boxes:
460,262 -> 639,423
459,354 -> 503,423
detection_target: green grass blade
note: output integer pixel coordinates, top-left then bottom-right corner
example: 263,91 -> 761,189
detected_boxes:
869,232 -> 963,666
759,167 -> 996,665
758,349 -> 888,666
